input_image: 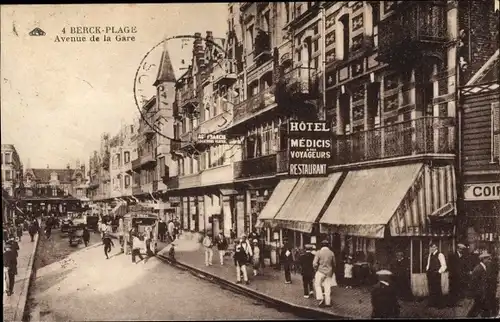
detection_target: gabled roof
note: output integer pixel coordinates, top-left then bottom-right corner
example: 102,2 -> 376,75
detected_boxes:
153,43 -> 176,86
27,168 -> 83,183
466,49 -> 499,86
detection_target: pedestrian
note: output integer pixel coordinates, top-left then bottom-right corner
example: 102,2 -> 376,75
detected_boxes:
28,221 -> 38,242
3,242 -> 17,296
203,233 -> 214,266
131,234 -> 144,264
371,270 -> 400,318
103,233 -> 114,259
230,228 -> 236,244
168,220 -> 175,242
467,252 -> 493,317
281,242 -> 293,284
425,242 -> 447,308
447,243 -> 468,306
45,221 -> 52,239
344,255 -> 354,289
251,239 -> 260,276
234,243 -> 249,285
16,223 -> 23,241
82,227 -> 90,247
391,251 -> 412,300
118,217 -> 124,252
248,229 -> 259,243
299,244 -> 315,298
145,227 -> 154,258
215,232 -> 228,265
158,219 -> 166,242
240,234 -> 253,259
313,239 -> 336,308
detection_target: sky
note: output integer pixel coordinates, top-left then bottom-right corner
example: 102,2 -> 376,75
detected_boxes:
1,3 -> 228,169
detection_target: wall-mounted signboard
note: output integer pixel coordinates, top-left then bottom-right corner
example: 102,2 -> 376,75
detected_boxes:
464,183 -> 500,201
288,121 -> 332,177
197,133 -> 227,144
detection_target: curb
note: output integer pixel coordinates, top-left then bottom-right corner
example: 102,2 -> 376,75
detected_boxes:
14,233 -> 40,322
156,253 -> 347,320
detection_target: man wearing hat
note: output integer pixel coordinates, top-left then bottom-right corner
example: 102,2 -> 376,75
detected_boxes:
447,243 -> 468,306
313,239 -> 336,307
467,252 -> 493,317
299,244 -> 316,298
371,270 -> 400,318
391,251 -> 411,300
3,241 -> 17,296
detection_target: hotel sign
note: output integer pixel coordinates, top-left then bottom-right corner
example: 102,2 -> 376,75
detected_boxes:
288,121 -> 332,177
464,183 -> 500,201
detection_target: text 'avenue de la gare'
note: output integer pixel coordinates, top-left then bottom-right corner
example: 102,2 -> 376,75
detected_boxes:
54,26 -> 137,43
288,121 -> 332,177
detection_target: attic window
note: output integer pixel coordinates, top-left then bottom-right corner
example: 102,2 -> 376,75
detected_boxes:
50,172 -> 58,181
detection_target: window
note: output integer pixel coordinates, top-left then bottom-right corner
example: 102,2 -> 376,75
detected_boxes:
4,153 -> 12,164
246,24 -> 254,51
77,188 -> 83,196
313,39 -> 319,52
284,2 -> 290,24
262,11 -> 270,33
492,102 -> 500,163
261,129 -> 272,156
50,172 -> 58,181
339,15 -> 350,59
5,169 -> 12,180
372,2 -> 380,26
159,157 -> 166,177
124,151 -> 130,163
52,188 -> 57,197
125,175 -> 131,188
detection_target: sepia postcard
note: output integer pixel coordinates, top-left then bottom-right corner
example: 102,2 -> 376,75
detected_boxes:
1,2 -> 499,321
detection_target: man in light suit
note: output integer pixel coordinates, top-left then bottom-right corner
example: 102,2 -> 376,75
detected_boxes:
313,239 -> 336,308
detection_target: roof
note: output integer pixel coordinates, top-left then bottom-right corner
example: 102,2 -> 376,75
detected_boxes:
153,42 -> 176,86
26,168 -> 85,183
466,49 -> 499,86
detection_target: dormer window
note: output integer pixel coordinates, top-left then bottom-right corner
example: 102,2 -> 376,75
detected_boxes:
50,172 -> 58,181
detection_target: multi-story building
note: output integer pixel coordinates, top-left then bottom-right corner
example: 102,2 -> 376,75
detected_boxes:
459,49 -> 499,253
87,133 -> 112,204
110,122 -> 138,199
246,0 -> 498,297
1,144 -> 23,197
21,161 -> 87,215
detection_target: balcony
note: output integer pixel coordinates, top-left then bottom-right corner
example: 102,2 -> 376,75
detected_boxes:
277,67 -> 320,101
234,154 -> 277,180
254,30 -> 272,66
331,117 -> 456,167
178,88 -> 199,115
140,153 -> 156,169
200,163 -> 234,186
132,185 -> 142,195
170,140 -> 182,155
212,59 -> 237,87
178,174 -> 201,190
377,1 -> 447,64
231,85 -> 276,126
123,161 -> 133,175
166,175 -> 179,189
198,101 -> 233,134
131,158 -> 142,171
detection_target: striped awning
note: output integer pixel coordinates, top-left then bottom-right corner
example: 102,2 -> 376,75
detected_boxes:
255,178 -> 298,228
320,163 -> 457,238
272,173 -> 344,233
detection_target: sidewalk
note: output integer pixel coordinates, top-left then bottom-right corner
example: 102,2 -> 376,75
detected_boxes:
158,239 -> 473,319
3,231 -> 40,322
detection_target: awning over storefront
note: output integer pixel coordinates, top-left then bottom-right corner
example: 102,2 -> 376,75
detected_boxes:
272,173 -> 344,233
220,188 -> 239,196
255,178 -> 298,228
320,163 -> 457,238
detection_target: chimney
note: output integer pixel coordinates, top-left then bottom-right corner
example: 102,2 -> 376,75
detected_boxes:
66,163 -> 71,170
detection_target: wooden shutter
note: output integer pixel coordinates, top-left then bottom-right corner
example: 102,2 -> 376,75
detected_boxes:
492,102 -> 500,162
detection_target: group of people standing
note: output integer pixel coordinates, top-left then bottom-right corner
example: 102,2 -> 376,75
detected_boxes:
157,218 -> 179,243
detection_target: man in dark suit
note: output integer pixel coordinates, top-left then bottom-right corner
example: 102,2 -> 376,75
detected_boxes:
426,242 -> 447,308
391,251 -> 412,301
3,241 -> 17,296
371,270 -> 400,318
299,244 -> 315,298
467,252 -> 493,317
447,243 -> 468,306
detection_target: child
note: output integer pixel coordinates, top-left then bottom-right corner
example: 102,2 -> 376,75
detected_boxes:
344,256 -> 354,289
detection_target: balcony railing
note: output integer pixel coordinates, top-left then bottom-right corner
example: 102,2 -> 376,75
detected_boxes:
378,1 -> 447,62
234,154 -> 277,179
178,173 -> 201,189
200,163 -> 233,186
140,153 -> 156,168
131,158 -> 142,171
280,67 -> 319,97
232,85 -> 276,125
166,175 -> 179,189
178,87 -> 199,111
132,185 -> 142,195
213,59 -> 237,86
331,117 -> 455,166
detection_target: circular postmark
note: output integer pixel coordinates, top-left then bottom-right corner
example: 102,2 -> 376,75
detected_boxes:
133,34 -> 235,143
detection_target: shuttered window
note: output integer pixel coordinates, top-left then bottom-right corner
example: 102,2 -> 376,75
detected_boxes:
492,102 -> 500,163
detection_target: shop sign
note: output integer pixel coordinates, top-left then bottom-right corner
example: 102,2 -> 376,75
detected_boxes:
288,121 -> 331,177
464,183 -> 500,201
197,133 -> 227,145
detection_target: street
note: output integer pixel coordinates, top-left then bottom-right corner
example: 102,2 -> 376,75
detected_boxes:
25,238 -> 299,321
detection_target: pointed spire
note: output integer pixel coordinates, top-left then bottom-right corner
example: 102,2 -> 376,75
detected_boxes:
154,40 -> 176,86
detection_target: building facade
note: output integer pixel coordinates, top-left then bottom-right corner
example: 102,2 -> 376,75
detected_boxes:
1,144 -> 23,197
110,123 -> 138,199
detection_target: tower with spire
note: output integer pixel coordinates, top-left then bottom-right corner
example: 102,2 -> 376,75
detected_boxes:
153,40 -> 176,195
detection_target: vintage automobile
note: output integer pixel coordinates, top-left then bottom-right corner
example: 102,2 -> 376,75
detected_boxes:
68,223 -> 86,246
60,218 -> 73,234
123,210 -> 159,256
